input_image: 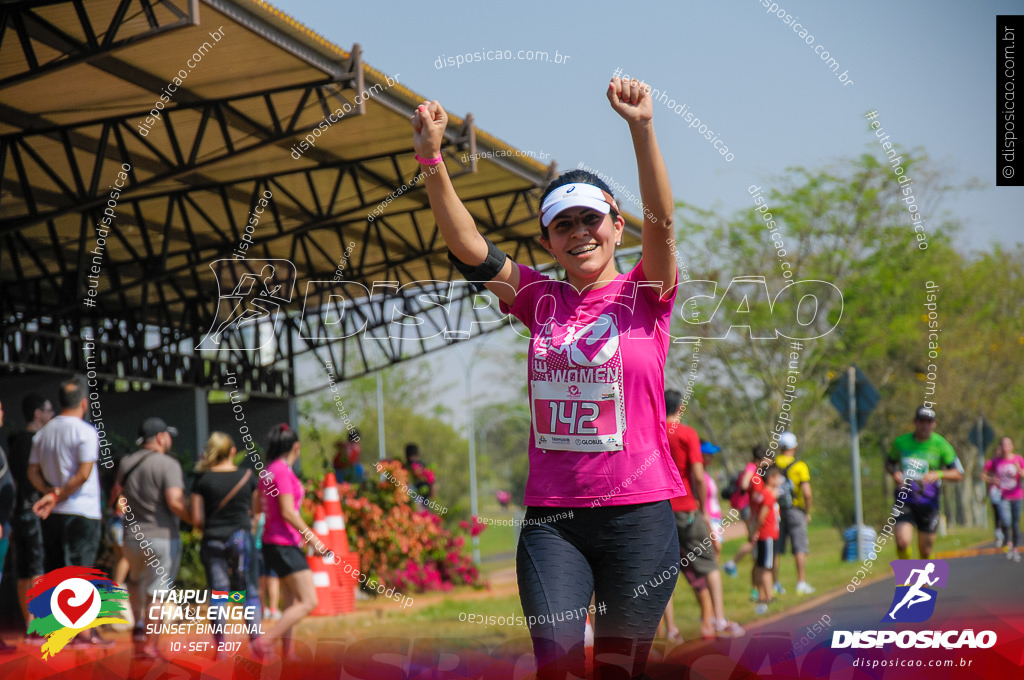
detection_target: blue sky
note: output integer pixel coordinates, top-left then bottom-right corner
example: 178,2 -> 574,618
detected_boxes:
273,0 -> 1022,251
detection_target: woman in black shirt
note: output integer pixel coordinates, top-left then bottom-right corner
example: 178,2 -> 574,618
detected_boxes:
191,432 -> 262,656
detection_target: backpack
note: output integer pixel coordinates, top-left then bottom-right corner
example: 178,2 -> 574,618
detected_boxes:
776,461 -> 799,509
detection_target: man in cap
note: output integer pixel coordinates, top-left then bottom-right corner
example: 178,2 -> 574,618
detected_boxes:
885,407 -> 962,559
117,417 -> 191,656
774,432 -> 815,595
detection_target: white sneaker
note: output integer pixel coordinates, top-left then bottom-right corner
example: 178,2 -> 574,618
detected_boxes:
995,530 -> 1005,548
796,581 -> 816,595
755,603 -> 768,615
1014,551 -> 1021,563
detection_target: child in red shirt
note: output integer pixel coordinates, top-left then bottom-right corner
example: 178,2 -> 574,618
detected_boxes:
749,466 -> 782,614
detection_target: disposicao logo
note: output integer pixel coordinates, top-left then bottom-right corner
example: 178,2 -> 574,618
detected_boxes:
831,560 -> 996,650
27,566 -> 128,658
885,559 -> 947,623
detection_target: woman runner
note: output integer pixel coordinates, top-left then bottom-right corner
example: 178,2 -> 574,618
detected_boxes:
982,436 -> 1024,561
411,76 -> 687,679
253,424 -> 317,658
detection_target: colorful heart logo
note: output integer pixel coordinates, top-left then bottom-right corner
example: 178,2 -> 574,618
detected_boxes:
56,588 -> 96,627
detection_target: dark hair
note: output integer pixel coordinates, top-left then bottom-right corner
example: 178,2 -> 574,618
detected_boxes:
405,443 -> 420,465
58,378 -> 86,410
22,393 -> 49,422
751,444 -> 767,461
664,389 -> 683,416
538,170 -> 618,239
266,423 -> 299,460
766,465 -> 784,479
348,428 -> 361,443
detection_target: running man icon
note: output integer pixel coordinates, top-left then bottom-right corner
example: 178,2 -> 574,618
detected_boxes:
883,559 -> 948,623
888,563 -> 938,619
199,259 -> 296,350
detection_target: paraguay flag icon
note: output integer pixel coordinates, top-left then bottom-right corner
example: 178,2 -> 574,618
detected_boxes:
26,566 -> 129,658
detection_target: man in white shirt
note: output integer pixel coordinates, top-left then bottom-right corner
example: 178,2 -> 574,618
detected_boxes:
29,378 -> 111,646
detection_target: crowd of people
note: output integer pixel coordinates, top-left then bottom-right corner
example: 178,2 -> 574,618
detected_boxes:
0,379 -> 318,659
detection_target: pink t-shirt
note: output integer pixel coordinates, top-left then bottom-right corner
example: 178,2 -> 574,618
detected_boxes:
705,473 -> 722,520
262,458 -> 304,546
500,261 -> 686,507
985,455 -> 1024,501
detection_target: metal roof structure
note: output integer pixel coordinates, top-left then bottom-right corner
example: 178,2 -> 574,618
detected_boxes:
0,0 -> 643,398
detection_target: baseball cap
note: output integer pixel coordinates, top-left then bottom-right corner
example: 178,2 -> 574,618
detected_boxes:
779,431 -> 798,450
700,441 -> 721,455
539,183 -> 619,228
137,417 -> 179,445
915,406 -> 936,421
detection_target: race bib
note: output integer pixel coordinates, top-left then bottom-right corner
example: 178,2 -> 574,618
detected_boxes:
531,380 -> 623,452
902,457 -> 929,480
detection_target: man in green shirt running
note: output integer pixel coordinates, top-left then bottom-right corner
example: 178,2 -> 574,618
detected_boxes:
885,407 -> 963,559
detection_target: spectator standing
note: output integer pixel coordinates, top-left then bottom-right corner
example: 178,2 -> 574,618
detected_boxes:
750,466 -> 783,615
701,441 -> 724,557
117,417 -> 190,657
7,393 -> 53,642
773,432 -> 815,595
28,378 -> 111,647
0,399 -> 17,653
191,432 -> 263,657
661,390 -> 744,641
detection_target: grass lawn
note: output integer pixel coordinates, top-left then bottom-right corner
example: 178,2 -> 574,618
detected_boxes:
298,521 -> 991,648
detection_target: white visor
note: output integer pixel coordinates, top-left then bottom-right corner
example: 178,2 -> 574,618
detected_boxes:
540,183 -> 616,228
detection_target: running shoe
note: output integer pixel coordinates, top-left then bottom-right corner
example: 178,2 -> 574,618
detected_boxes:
723,561 -> 738,577
716,620 -> 746,637
773,582 -> 786,595
796,581 -> 816,595
995,530 -> 1004,548
750,587 -> 760,602
755,603 -> 768,615
1014,551 -> 1021,563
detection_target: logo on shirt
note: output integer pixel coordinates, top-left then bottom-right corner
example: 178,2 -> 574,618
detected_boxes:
565,313 -> 619,367
27,567 -> 128,658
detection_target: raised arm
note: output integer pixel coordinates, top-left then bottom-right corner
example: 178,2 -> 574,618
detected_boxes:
607,77 -> 676,298
411,101 -> 519,306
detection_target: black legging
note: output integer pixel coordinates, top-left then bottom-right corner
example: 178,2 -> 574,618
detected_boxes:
517,501 -> 679,680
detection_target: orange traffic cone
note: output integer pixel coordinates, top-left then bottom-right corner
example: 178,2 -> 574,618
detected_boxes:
308,507 -> 339,617
323,473 -> 349,555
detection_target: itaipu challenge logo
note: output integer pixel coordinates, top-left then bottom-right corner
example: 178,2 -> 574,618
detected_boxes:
27,566 -> 128,658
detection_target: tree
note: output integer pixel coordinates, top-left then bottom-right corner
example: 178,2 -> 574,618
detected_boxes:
668,142 -> 1023,530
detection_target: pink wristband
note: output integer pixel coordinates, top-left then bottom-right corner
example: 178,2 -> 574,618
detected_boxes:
415,153 -> 443,166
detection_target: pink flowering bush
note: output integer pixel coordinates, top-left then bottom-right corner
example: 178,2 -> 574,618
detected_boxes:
336,460 -> 482,594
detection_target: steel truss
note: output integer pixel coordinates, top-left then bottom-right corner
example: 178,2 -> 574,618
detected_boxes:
1,0 -> 566,396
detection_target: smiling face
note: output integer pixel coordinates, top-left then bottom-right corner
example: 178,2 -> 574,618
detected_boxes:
539,206 -> 624,288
